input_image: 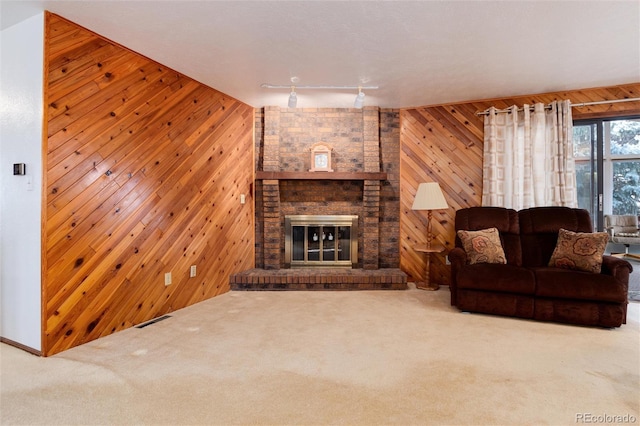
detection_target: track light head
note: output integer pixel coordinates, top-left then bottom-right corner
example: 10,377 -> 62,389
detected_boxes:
288,86 -> 297,108
354,88 -> 365,108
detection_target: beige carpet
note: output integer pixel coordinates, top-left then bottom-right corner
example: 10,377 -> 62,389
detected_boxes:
1,285 -> 638,425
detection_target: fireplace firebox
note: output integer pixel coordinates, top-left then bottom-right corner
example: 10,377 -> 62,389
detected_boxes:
284,215 -> 358,268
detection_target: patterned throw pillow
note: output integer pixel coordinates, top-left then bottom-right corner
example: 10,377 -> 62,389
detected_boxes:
457,227 -> 507,265
548,228 -> 608,273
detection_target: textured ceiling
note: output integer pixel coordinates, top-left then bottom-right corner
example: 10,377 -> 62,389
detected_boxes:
2,0 -> 639,109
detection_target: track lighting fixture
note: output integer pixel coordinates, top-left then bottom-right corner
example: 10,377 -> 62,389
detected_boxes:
261,83 -> 378,108
288,86 -> 297,108
354,87 -> 365,108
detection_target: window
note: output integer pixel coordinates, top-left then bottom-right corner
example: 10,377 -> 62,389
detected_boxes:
573,117 -> 640,230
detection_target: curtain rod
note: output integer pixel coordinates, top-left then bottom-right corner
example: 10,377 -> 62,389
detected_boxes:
475,97 -> 640,116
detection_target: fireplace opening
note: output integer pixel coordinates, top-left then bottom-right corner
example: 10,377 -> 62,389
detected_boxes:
284,215 -> 358,268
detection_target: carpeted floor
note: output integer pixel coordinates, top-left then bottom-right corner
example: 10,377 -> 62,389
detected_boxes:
1,286 -> 638,425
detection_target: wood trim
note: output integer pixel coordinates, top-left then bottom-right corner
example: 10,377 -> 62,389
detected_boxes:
1,337 -> 43,357
256,171 -> 387,180
41,11 -> 51,355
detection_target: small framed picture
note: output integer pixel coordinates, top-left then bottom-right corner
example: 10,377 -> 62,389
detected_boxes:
309,143 -> 333,172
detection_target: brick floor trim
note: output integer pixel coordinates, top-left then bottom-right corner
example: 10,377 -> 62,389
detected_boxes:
230,268 -> 407,291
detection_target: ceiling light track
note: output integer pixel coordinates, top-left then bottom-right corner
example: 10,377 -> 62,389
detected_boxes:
262,83 -> 378,108
261,84 -> 379,90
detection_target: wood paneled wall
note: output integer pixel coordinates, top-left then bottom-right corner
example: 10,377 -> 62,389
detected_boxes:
43,13 -> 255,355
400,83 -> 640,285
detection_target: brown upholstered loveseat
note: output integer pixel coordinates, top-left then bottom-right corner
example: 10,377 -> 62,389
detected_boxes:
449,206 -> 632,327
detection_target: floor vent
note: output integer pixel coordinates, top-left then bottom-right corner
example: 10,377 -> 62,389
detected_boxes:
136,315 -> 172,329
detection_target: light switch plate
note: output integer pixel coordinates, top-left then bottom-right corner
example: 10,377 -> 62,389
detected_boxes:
13,163 -> 26,175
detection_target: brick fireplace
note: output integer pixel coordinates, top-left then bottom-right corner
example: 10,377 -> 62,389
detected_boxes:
230,106 -> 406,290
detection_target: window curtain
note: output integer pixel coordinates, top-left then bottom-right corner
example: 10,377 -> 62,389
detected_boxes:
482,100 -> 577,209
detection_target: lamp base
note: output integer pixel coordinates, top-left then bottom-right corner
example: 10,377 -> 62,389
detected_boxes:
415,281 -> 439,291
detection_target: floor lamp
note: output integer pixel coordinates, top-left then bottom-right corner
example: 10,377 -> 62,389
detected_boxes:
411,182 -> 448,290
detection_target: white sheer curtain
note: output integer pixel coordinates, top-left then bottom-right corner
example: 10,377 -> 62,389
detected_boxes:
482,100 -> 577,209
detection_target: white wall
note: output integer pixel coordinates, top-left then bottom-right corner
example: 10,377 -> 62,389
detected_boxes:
0,13 -> 44,351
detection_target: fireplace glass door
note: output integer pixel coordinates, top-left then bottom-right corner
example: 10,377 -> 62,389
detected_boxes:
285,215 -> 358,268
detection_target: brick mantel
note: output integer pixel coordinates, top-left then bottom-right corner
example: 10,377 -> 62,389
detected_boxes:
256,171 -> 387,180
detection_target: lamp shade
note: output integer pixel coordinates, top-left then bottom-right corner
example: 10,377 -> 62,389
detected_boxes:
411,182 -> 448,210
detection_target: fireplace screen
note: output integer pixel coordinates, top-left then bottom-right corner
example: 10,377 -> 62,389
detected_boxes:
284,215 -> 358,268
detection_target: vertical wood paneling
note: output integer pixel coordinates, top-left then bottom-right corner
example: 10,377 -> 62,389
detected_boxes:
400,83 -> 640,286
43,13 -> 254,355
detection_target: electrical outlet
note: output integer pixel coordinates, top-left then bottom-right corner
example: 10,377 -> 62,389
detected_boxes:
190,265 -> 197,277
240,194 -> 246,204
164,272 -> 172,286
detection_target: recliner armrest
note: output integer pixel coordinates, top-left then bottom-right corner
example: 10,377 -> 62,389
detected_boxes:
448,247 -> 467,306
448,247 -> 467,266
601,255 -> 632,290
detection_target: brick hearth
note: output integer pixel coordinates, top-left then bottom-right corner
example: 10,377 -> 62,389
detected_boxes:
230,268 -> 407,290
